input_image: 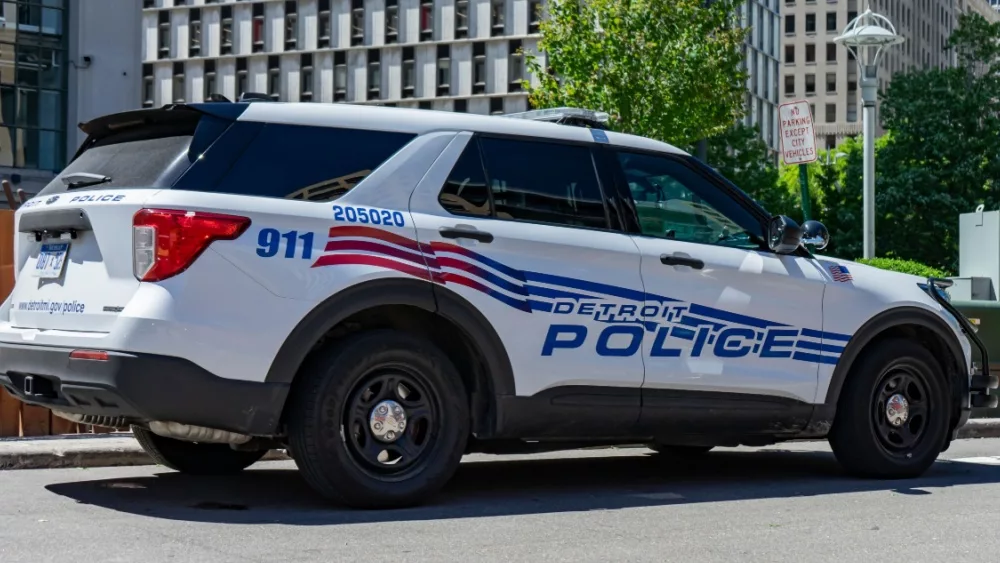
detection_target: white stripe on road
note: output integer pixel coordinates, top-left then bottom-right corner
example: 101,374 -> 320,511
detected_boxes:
949,457 -> 1000,465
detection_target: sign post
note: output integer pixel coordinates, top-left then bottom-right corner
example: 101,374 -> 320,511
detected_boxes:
778,100 -> 818,221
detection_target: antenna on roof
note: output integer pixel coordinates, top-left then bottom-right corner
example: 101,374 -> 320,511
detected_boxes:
504,107 -> 611,130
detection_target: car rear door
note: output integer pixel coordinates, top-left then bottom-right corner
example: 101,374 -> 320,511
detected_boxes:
408,132 -> 646,437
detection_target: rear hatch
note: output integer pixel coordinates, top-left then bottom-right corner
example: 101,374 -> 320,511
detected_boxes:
8,105 -> 243,332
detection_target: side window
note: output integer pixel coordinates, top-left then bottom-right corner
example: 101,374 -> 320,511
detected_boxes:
479,136 -> 609,229
201,123 -> 415,201
438,138 -> 491,217
616,151 -> 762,248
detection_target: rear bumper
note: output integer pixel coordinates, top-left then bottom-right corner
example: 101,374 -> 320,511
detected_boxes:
0,343 -> 288,436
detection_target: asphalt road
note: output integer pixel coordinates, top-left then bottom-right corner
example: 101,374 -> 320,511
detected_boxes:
3,439 -> 1000,563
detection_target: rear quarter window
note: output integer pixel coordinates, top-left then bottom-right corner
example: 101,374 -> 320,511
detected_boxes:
197,123 -> 417,201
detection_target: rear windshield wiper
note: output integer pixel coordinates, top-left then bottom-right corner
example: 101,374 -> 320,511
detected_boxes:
61,172 -> 111,189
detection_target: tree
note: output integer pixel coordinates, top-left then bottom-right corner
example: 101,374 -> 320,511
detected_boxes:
701,123 -> 788,214
873,12 -> 1000,271
525,0 -> 749,146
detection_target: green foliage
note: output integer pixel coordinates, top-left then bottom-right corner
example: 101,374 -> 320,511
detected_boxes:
701,123 -> 786,213
855,257 -> 950,279
525,0 -> 749,146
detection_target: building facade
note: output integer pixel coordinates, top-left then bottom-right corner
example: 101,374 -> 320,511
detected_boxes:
740,0 -> 781,152
142,0 -> 782,150
782,0 -> 999,152
0,0 -> 142,198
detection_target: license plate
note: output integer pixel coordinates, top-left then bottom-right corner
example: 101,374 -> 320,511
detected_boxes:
34,242 -> 69,279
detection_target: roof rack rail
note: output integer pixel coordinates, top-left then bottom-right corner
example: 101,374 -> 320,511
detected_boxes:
238,92 -> 277,103
504,107 -> 611,130
206,94 -> 233,103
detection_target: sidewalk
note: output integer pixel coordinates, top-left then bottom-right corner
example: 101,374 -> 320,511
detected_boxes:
2,420 -> 999,470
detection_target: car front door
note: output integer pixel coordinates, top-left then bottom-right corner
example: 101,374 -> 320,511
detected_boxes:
605,149 -> 830,435
407,132 -> 647,438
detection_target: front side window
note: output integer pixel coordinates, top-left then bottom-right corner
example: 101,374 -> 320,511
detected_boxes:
437,137 -> 609,229
615,151 -> 762,249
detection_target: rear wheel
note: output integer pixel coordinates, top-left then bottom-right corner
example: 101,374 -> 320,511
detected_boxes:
829,338 -> 950,479
132,426 -> 267,475
287,329 -> 469,509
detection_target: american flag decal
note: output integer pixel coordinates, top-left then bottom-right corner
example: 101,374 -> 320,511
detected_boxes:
829,264 -> 853,283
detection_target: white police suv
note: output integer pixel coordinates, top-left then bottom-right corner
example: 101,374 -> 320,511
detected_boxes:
0,99 -> 993,508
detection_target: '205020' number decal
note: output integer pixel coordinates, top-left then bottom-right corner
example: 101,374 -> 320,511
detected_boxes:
256,229 -> 314,259
333,205 -> 406,227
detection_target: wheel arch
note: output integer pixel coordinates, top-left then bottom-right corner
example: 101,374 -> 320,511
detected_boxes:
820,306 -> 969,433
264,278 -> 516,437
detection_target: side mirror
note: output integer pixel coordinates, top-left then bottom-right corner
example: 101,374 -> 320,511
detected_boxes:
767,215 -> 804,254
801,220 -> 830,250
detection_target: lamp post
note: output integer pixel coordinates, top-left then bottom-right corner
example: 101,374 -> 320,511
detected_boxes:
834,7 -> 903,259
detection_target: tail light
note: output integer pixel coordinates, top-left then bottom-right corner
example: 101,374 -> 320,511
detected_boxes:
133,208 -> 250,282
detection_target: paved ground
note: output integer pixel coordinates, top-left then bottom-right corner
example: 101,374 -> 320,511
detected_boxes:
3,439 -> 1000,563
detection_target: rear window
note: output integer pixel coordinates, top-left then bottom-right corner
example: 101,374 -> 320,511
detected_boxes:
39,108 -> 416,202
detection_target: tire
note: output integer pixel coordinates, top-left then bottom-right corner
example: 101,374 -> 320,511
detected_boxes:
132,426 -> 267,475
649,444 -> 714,456
287,329 -> 470,509
829,337 -> 951,479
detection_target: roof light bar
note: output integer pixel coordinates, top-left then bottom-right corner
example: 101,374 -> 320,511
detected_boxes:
504,107 -> 611,130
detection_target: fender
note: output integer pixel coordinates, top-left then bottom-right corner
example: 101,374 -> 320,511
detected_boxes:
263,278 -> 516,435
821,305 -> 967,409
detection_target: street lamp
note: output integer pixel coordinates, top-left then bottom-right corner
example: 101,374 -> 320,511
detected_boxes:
834,7 -> 903,259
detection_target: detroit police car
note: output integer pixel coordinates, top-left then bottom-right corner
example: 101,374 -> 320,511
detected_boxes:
0,99 -> 993,509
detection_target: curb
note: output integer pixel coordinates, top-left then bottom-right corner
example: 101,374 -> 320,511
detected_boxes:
1,420 -> 1000,470
0,434 -> 291,470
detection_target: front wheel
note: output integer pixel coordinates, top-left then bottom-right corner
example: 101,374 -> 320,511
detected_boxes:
287,329 -> 470,509
132,426 -> 267,475
829,338 -> 950,479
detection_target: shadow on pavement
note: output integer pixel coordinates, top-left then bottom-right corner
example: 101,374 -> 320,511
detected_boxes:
44,448 -> 1000,525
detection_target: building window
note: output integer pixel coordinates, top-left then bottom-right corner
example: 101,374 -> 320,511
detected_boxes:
848,79 -> 857,92
806,43 -> 815,63
334,50 -> 347,101
318,0 -> 331,48
142,63 -> 155,108
173,62 -> 185,103
268,55 -> 281,99
784,44 -> 794,64
805,74 -> 815,95
418,101 -> 432,110
189,9 -> 201,57
489,97 -> 503,115
455,0 -> 469,38
236,56 -> 248,98
158,11 -> 170,59
847,102 -> 857,122
784,14 -> 794,34
454,99 -> 467,113
508,39 -> 523,91
221,5 -> 234,55
805,13 -> 815,33
491,0 -> 504,36
826,11 -> 837,32
351,0 -> 364,46
826,72 -> 836,93
436,44 -> 450,96
285,1 -> 298,50
784,74 -> 794,95
826,42 -> 837,62
367,49 -> 380,100
420,0 -> 433,41
825,135 -> 836,150
402,46 -> 415,98
825,103 -> 835,123
253,2 -> 265,52
204,60 -> 216,101
473,42 -> 486,94
300,53 -> 313,102
528,0 -> 541,33
386,0 -> 399,43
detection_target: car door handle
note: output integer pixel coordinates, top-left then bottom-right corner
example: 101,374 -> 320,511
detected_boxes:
439,227 -> 494,243
660,254 -> 704,269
